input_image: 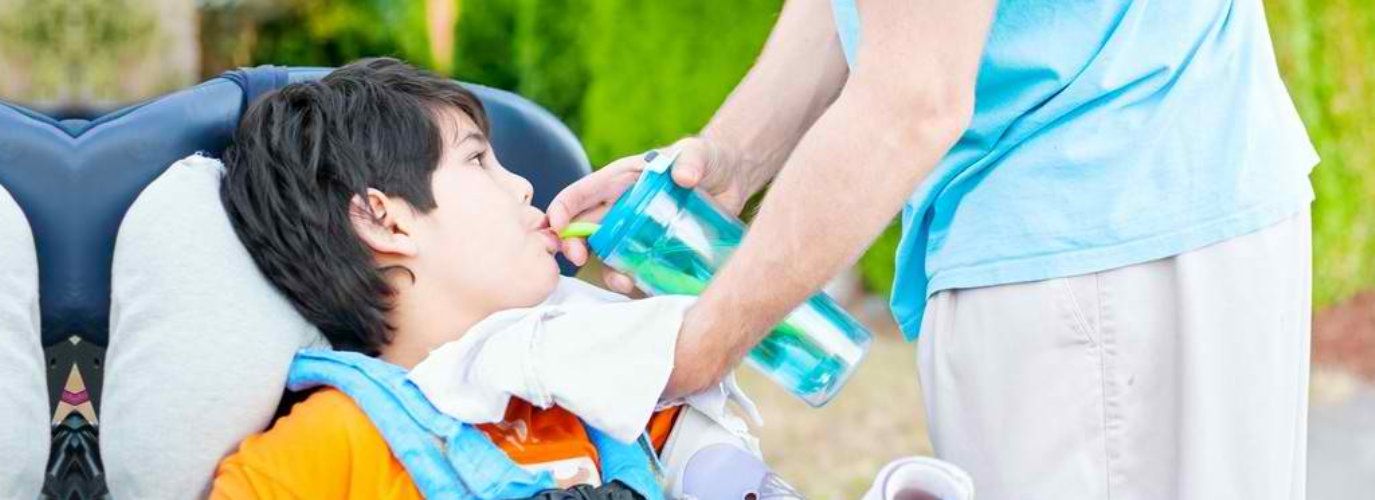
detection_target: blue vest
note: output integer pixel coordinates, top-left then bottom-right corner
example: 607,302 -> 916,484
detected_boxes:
286,349 -> 665,500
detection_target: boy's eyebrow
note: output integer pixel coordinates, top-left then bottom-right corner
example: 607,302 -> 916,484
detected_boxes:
455,131 -> 488,147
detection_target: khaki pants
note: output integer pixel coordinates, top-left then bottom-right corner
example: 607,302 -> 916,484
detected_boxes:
918,210 -> 1311,500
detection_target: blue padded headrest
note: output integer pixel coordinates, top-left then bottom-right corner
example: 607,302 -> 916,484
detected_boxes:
220,64 -> 291,111
0,66 -> 590,347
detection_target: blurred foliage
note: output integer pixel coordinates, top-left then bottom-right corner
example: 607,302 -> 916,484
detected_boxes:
1266,0 -> 1375,307
578,0 -> 780,165
448,0 -> 589,129
250,0 -> 432,71
449,0 -> 780,162
449,0 -> 520,89
858,222 -> 902,297
0,0 -> 155,104
510,0 -> 589,131
234,0 -> 1373,304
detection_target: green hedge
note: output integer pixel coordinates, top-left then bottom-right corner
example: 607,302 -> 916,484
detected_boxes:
1266,0 -> 1375,307
252,0 -> 432,71
577,0 -> 781,166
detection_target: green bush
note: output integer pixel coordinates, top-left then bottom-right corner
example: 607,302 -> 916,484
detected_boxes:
510,0 -> 589,129
1267,0 -> 1375,307
252,0 -> 431,71
450,0 -> 519,88
450,0 -> 589,130
577,0 -> 781,166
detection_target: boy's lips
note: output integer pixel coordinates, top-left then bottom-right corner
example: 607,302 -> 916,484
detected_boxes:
526,210 -> 561,255
538,228 -> 560,254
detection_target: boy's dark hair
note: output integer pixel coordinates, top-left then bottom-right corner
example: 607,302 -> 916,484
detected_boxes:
220,57 -> 489,355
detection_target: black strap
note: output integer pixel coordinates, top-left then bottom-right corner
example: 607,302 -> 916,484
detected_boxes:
517,480 -> 646,500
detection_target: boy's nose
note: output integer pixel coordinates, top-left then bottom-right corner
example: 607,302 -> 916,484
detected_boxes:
515,175 -> 534,205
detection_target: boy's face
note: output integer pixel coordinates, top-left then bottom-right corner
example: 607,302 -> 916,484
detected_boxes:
412,110 -> 562,316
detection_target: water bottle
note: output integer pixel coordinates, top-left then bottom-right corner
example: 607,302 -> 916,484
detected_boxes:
585,150 -> 871,406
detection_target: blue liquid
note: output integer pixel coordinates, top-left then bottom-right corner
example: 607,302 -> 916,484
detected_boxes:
624,243 -> 869,406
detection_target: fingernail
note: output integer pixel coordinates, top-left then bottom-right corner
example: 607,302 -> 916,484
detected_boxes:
642,150 -> 659,162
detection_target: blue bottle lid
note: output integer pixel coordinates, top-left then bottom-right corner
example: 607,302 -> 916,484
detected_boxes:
587,150 -> 679,260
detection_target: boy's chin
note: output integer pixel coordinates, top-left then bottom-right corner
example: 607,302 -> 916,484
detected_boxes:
513,262 -> 561,305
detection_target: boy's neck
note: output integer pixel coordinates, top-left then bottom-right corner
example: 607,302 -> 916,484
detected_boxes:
379,278 -> 487,370
381,336 -> 448,371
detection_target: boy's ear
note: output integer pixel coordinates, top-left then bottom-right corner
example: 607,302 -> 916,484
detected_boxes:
349,188 -> 420,258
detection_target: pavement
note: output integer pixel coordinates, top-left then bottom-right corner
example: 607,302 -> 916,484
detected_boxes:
1308,373 -> 1375,498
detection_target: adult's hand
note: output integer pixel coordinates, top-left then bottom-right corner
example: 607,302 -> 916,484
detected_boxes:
547,136 -> 749,293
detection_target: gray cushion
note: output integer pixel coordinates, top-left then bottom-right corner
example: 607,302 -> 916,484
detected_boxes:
100,155 -> 328,500
0,184 -> 49,500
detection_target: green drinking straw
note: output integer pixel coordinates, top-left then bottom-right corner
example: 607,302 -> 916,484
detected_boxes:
557,221 -> 602,239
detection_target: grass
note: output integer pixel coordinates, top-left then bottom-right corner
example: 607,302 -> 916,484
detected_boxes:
737,320 -> 929,500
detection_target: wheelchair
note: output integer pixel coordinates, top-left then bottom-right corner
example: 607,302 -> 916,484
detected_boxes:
0,66 -> 590,498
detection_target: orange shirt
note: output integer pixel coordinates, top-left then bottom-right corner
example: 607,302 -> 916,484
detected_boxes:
211,389 -> 678,500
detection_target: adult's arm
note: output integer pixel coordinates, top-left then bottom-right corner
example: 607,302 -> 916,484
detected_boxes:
696,0 -> 854,200
665,0 -> 998,398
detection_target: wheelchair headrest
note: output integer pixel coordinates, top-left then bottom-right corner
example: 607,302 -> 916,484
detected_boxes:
0,66 -> 590,347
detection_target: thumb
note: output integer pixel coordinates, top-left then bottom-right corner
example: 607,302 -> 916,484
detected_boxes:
672,160 -> 704,188
670,138 -> 717,189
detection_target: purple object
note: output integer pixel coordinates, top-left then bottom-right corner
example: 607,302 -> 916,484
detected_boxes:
681,444 -> 803,500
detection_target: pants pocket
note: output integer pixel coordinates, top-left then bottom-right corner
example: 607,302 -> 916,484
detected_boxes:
1056,274 -> 1101,348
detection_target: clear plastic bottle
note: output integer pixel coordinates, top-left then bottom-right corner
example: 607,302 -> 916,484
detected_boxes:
587,152 -> 871,406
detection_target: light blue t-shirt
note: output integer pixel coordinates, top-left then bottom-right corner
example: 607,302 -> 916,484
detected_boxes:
832,0 -> 1317,338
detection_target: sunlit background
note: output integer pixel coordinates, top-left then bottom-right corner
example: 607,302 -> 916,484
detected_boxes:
1,0 -> 1370,498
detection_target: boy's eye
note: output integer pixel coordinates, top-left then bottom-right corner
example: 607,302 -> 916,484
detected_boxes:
467,149 -> 487,166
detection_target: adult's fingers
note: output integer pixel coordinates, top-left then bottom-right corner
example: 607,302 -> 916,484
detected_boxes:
547,158 -> 645,230
555,200 -> 614,265
560,237 -> 589,266
603,271 -> 636,295
665,137 -> 747,213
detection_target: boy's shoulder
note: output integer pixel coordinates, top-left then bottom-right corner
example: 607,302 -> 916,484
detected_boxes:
280,388 -> 371,429
237,387 -> 388,462
212,388 -> 419,499
265,388 -> 394,455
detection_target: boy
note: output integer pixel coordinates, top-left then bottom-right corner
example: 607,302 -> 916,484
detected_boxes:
211,58 -> 708,500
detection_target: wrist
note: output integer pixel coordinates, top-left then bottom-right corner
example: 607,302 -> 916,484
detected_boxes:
690,286 -> 764,368
667,303 -> 731,398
